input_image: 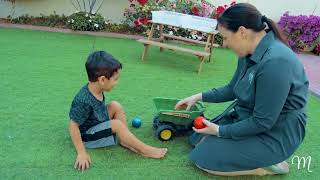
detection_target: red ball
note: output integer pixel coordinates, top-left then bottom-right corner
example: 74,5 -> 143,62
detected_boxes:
193,116 -> 206,129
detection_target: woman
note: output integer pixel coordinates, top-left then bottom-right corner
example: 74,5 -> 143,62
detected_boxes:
175,3 -> 309,176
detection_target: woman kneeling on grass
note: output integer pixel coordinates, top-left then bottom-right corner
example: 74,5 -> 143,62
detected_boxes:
176,3 -> 309,176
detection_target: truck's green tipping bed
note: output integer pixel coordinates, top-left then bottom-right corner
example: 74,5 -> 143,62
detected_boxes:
153,97 -> 205,124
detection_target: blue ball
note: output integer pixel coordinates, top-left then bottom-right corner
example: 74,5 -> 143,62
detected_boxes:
132,117 -> 142,128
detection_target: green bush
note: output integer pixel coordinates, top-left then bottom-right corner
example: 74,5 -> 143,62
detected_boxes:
105,22 -> 137,34
214,33 -> 223,46
8,12 -> 68,28
67,12 -> 105,31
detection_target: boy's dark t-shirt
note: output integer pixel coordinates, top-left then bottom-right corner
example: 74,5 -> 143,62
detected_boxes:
69,84 -> 110,134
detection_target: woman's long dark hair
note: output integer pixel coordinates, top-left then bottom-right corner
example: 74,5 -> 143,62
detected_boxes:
217,3 -> 288,46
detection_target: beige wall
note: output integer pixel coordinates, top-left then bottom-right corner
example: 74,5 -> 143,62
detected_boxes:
0,0 -> 129,23
1,0 -> 320,22
208,0 -> 320,21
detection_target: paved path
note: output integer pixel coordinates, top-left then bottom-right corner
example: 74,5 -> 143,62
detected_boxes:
297,54 -> 320,97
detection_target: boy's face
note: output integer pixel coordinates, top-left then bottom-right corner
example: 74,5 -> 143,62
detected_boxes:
98,70 -> 121,92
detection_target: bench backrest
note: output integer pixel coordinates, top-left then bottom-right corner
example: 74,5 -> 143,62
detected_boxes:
151,10 -> 218,34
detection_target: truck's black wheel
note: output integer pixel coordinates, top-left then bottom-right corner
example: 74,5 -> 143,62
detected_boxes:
153,115 -> 160,129
156,125 -> 174,141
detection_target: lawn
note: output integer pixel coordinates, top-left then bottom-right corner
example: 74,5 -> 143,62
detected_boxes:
0,28 -> 319,179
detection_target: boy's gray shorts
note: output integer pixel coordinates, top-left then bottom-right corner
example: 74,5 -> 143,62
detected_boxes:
81,121 -> 117,149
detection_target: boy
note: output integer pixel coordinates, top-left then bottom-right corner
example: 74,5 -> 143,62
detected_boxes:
69,51 -> 167,171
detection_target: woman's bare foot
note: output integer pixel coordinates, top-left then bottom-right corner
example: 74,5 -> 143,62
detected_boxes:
140,147 -> 168,159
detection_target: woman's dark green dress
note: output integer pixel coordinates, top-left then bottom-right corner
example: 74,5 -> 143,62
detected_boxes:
189,31 -> 309,172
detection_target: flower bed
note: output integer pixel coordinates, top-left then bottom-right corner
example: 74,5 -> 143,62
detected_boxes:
67,12 -> 105,31
2,0 -> 239,46
278,12 -> 320,55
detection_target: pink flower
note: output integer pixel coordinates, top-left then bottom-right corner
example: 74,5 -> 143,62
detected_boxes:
138,16 -> 149,25
201,2 -> 213,17
217,6 -> 225,12
230,1 -> 237,6
214,6 -> 226,18
182,10 -> 187,14
134,20 -> 141,28
201,2 -> 208,9
137,0 -> 148,6
192,6 -> 200,16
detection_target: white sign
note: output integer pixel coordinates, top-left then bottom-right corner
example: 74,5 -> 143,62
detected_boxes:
151,10 -> 218,33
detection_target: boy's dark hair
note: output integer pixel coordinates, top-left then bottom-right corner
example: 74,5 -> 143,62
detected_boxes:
85,51 -> 122,82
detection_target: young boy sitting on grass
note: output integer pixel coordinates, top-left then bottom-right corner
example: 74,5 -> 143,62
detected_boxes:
69,51 -> 167,171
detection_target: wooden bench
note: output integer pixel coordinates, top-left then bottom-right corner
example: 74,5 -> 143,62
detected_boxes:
162,33 -> 219,48
138,39 -> 211,73
137,22 -> 218,73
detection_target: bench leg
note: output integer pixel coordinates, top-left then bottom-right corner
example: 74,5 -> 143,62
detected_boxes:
159,24 -> 165,52
198,56 -> 205,73
160,41 -> 165,52
204,34 -> 214,63
141,44 -> 149,61
209,35 -> 214,62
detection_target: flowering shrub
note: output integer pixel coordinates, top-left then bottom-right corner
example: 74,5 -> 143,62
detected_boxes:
166,0 -> 215,17
278,12 -> 320,53
213,1 -> 236,18
124,0 -> 221,31
67,0 -> 106,31
123,0 -> 166,32
123,0 -> 236,45
67,12 -> 105,31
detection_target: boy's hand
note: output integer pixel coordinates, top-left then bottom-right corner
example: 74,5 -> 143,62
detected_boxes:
192,120 -> 219,136
74,152 -> 91,171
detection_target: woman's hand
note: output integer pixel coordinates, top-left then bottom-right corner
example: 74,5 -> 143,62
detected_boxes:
175,93 -> 202,111
192,119 -> 219,136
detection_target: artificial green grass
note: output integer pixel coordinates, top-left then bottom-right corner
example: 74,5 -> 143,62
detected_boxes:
0,28 -> 319,179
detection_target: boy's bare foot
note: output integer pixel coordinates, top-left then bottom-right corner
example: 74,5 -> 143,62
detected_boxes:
141,147 -> 168,159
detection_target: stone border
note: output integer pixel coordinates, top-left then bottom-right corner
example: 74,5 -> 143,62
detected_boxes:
310,91 -> 320,99
0,22 -> 213,45
0,22 -> 145,40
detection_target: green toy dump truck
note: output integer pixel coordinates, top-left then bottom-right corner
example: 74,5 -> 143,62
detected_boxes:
152,97 -> 206,141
